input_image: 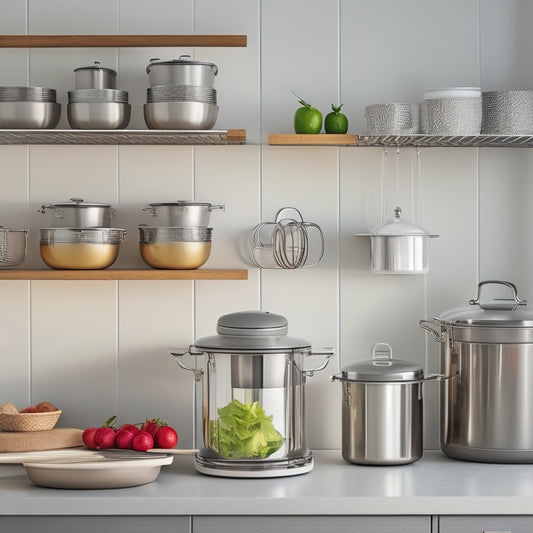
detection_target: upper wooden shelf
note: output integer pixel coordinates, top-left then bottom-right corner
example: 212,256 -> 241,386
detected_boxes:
0,35 -> 247,48
0,269 -> 248,281
0,129 -> 246,145
269,134 -> 533,148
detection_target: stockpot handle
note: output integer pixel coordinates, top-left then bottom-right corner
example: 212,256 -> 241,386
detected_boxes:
169,348 -> 204,382
419,319 -> 445,342
294,348 -> 335,377
469,279 -> 527,310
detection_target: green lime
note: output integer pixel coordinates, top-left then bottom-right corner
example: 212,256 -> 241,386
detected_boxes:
325,104 -> 348,134
293,94 -> 322,134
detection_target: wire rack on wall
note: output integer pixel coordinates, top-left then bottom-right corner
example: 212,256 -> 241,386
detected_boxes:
357,134 -> 533,148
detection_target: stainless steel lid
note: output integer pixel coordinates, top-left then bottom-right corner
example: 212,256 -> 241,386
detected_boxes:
191,311 -> 311,353
435,280 -> 533,327
74,64 -> 117,75
147,201 -> 216,208
334,343 -> 424,382
40,198 -> 113,210
358,207 -> 438,237
146,55 -> 218,75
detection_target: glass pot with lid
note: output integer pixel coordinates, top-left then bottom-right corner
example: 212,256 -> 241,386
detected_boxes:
171,310 -> 334,478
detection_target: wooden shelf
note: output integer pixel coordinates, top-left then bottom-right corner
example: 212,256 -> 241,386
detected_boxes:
0,35 -> 247,48
0,269 -> 248,281
268,133 -> 358,146
0,129 -> 246,145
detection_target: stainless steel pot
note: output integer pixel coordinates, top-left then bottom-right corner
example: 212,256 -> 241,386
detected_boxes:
74,62 -> 117,89
171,311 -> 334,478
356,207 -> 438,274
0,226 -> 28,267
420,280 -> 533,463
39,198 -> 115,228
143,201 -> 224,227
146,55 -> 218,87
331,343 -> 441,465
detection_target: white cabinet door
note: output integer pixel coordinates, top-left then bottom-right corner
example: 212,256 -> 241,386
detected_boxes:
193,515 -> 430,533
439,515 -> 533,533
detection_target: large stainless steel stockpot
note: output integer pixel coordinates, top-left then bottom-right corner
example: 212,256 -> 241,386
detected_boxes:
171,311 -> 334,478
143,201 -> 224,227
420,280 -> 533,463
39,198 -> 115,228
146,55 -> 218,87
331,343 -> 441,465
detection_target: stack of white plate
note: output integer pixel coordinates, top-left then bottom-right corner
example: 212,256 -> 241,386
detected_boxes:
0,86 -> 60,128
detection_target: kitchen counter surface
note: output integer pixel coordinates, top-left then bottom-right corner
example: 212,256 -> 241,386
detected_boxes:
1,450 -> 533,516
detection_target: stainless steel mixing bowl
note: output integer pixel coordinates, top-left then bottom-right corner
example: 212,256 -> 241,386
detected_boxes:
143,101 -> 218,130
67,102 -> 131,129
0,101 -> 61,129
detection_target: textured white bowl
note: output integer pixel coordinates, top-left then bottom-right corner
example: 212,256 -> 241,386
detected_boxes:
365,103 -> 419,135
144,101 -> 219,130
0,101 -> 60,129
424,97 -> 482,135
482,90 -> 533,135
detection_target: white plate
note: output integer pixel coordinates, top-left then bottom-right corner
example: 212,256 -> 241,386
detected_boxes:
22,453 -> 173,489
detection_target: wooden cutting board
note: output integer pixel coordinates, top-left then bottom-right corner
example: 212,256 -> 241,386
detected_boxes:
0,427 -> 83,452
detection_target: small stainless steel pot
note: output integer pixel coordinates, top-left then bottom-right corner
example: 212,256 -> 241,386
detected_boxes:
39,198 -> 115,228
143,201 -> 224,227
331,343 -> 442,465
356,207 -> 438,274
0,226 -> 28,267
420,280 -> 533,463
146,55 -> 218,87
74,62 -> 117,89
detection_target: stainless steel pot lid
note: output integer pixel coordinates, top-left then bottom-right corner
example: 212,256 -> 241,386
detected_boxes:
147,201 -> 217,208
434,280 -> 533,327
74,63 -> 117,75
357,207 -> 438,237
191,311 -> 311,353
40,198 -> 113,210
146,55 -> 218,75
333,343 -> 424,382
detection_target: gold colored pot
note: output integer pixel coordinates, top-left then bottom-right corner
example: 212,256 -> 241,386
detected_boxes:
140,241 -> 211,270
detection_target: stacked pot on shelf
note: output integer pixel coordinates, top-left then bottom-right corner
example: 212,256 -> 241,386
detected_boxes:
144,55 -> 219,129
139,201 -> 224,269
38,198 -> 126,270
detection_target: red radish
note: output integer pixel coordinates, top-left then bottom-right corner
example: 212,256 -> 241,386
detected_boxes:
132,430 -> 154,452
82,427 -> 98,449
94,426 -> 116,449
118,423 -> 140,435
141,418 -> 161,437
115,428 -> 136,449
155,426 -> 178,449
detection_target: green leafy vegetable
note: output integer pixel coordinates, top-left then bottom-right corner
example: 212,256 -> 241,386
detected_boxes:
209,399 -> 284,458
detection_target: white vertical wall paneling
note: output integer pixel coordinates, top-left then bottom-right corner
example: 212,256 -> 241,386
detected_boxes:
340,0 -> 480,133
0,0 -> 28,85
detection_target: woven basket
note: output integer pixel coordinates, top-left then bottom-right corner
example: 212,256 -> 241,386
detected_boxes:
0,410 -> 61,432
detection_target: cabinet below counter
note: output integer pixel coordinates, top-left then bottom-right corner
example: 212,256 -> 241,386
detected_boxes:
1,450 -> 533,521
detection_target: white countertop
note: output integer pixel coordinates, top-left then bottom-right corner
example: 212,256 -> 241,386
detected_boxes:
1,450 -> 533,516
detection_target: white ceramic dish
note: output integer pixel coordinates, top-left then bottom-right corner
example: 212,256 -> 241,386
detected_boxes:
23,454 -> 173,489
424,87 -> 481,100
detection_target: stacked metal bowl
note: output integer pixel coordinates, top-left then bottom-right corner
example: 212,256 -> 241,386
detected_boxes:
39,198 -> 126,270
144,55 -> 219,130
139,201 -> 224,269
67,62 -> 131,129
0,86 -> 61,129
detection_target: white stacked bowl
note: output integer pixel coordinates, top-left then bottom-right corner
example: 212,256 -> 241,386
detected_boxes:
482,90 -> 533,135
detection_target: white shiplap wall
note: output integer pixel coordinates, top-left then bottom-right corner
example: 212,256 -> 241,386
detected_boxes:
0,0 -> 532,452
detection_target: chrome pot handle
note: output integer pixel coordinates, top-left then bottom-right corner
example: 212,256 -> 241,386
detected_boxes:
294,348 -> 335,377
469,280 -> 527,310
170,348 -> 204,382
419,319 -> 445,342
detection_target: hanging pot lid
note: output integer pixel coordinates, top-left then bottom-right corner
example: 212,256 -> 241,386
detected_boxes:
333,343 -> 424,382
434,280 -> 533,327
191,311 -> 311,353
356,207 -> 438,237
40,198 -> 113,210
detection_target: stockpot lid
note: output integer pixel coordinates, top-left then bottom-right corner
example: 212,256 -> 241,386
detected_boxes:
146,56 -> 218,75
74,63 -> 117,75
358,207 -> 438,237
148,200 -> 214,208
334,343 -> 424,382
40,198 -> 112,210
191,310 -> 311,353
434,280 -> 533,327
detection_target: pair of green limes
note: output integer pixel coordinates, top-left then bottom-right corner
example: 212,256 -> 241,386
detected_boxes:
293,94 -> 348,134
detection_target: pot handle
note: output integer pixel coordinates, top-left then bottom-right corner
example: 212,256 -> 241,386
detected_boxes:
419,319 -> 445,342
469,279 -> 527,310
169,348 -> 204,382
295,348 -> 335,377
209,204 -> 225,212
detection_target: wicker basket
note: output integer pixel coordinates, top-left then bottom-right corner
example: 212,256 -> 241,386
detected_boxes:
0,410 -> 61,432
